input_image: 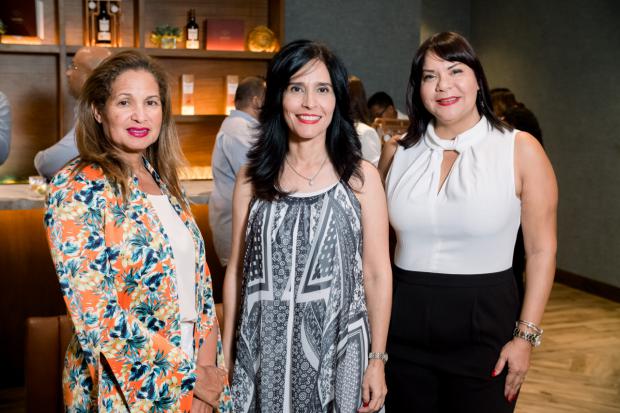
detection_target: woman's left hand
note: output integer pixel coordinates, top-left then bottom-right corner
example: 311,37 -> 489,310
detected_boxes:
358,359 -> 387,412
492,338 -> 532,402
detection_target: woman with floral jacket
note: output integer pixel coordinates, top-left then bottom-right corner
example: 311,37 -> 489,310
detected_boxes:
44,50 -> 233,412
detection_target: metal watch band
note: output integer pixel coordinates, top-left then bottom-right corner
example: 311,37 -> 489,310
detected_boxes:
513,327 -> 542,347
369,352 -> 388,364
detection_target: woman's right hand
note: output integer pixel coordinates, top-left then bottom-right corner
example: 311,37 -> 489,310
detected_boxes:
191,396 -> 213,413
193,365 -> 227,408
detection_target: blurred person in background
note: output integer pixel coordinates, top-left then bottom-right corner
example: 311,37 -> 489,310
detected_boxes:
209,76 -> 266,274
349,75 -> 382,166
0,91 -> 10,164
492,87 -> 544,303
368,91 -> 408,121
35,46 -> 111,178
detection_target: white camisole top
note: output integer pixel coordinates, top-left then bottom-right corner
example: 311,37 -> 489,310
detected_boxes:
147,194 -> 197,356
386,117 -> 521,274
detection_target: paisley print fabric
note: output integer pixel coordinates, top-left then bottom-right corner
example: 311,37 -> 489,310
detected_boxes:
44,159 -> 233,412
232,182 -> 371,412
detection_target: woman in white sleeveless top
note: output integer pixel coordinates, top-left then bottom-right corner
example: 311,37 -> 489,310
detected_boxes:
381,32 -> 557,412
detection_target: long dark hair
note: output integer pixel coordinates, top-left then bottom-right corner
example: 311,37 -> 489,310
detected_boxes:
401,32 -> 509,148
348,75 -> 372,125
246,39 -> 362,201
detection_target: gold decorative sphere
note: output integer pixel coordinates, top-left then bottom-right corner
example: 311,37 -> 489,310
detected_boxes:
247,25 -> 279,52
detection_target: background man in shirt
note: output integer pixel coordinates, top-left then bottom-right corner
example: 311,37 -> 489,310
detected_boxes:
209,76 -> 266,268
0,91 -> 10,165
368,91 -> 408,121
34,46 -> 111,178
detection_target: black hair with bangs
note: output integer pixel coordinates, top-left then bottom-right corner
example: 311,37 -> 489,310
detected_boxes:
401,31 -> 509,148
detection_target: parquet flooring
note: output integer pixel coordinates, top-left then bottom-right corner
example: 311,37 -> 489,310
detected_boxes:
515,283 -> 620,413
0,283 -> 618,412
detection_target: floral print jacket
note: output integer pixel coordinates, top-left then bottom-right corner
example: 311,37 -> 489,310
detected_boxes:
44,160 -> 233,412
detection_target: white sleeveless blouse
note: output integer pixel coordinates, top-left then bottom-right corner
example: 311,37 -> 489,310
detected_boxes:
386,117 -> 521,274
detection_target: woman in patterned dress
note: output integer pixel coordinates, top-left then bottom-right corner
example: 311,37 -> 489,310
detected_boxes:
222,40 -> 392,412
44,50 -> 233,412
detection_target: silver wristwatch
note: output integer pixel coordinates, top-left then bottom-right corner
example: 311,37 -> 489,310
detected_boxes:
368,352 -> 388,364
513,323 -> 543,347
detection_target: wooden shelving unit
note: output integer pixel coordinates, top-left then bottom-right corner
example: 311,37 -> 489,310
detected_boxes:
0,0 -> 284,181
0,44 -> 62,54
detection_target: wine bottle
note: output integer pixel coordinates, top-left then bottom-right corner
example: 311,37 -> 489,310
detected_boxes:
185,9 -> 199,49
96,1 -> 111,45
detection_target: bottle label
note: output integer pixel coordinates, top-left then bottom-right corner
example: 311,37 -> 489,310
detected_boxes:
97,31 -> 111,41
182,83 -> 194,94
188,28 -> 198,40
99,18 -> 110,32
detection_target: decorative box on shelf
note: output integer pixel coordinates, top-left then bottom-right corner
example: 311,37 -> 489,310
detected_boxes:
205,19 -> 245,51
0,0 -> 45,44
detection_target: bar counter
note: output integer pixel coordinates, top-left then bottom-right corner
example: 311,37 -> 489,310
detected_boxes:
0,180 -> 214,210
0,180 -> 223,388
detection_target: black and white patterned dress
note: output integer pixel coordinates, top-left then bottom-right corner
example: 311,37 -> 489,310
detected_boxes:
232,181 -> 371,412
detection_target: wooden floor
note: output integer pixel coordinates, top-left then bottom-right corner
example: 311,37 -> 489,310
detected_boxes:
515,283 -> 620,413
0,283 -> 618,412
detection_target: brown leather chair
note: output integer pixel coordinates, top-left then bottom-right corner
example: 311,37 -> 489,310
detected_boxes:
25,315 -> 73,413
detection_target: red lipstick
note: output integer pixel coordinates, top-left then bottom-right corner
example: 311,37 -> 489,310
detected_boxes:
436,97 -> 460,106
296,114 -> 321,125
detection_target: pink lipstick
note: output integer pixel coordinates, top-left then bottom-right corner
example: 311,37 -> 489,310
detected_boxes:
127,128 -> 150,137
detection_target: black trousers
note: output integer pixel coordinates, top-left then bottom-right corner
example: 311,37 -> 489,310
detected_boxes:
385,267 -> 520,413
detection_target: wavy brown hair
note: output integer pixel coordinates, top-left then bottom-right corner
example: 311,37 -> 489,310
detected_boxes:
75,50 -> 188,208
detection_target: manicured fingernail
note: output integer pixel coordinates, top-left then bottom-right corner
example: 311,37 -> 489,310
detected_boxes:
363,401 -> 369,407
507,395 -> 514,402
491,370 -> 497,377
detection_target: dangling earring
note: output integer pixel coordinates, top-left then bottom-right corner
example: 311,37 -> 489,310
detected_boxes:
477,90 -> 485,110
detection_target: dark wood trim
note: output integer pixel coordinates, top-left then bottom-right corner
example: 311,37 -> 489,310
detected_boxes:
555,268 -> 620,303
173,114 -> 226,124
0,44 -> 60,54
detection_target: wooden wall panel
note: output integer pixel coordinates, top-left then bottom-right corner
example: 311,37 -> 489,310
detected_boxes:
155,58 -> 268,114
0,209 -> 64,388
42,0 -> 58,44
0,54 -> 59,182
64,0 -> 84,45
176,115 -> 225,167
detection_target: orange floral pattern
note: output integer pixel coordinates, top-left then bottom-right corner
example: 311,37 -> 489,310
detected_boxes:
44,160 -> 233,412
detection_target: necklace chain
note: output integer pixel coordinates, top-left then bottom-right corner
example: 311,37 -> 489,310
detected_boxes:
285,156 -> 327,186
